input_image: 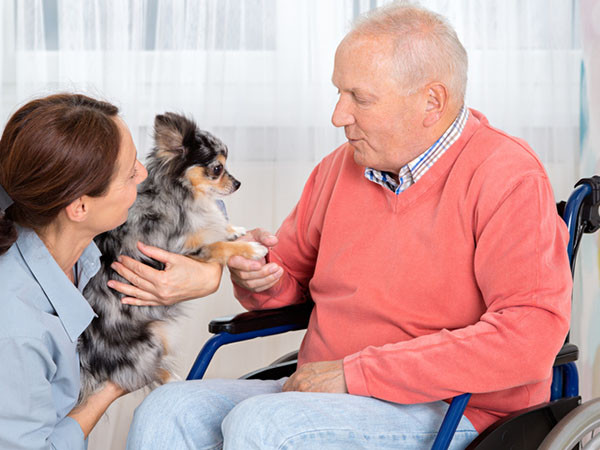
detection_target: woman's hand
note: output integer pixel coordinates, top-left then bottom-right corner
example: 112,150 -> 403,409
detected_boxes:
108,241 -> 223,306
68,381 -> 127,439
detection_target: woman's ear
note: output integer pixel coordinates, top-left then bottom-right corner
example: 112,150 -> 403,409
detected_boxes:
423,82 -> 448,128
64,196 -> 89,223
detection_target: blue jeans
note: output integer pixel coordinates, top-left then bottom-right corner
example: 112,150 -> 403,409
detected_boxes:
126,379 -> 477,450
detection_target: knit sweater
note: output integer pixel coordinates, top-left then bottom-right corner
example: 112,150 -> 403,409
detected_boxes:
234,109 -> 572,433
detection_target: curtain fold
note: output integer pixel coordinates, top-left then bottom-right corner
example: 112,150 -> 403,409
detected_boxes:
575,0 -> 600,403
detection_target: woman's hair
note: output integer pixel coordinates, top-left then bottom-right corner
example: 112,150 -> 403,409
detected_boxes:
0,93 -> 121,255
351,1 -> 468,103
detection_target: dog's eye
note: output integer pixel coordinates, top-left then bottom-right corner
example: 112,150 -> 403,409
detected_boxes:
211,164 -> 223,177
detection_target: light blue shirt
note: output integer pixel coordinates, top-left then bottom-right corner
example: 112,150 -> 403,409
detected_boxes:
0,226 -> 99,450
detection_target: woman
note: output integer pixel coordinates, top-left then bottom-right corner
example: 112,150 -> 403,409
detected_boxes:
0,93 -> 221,449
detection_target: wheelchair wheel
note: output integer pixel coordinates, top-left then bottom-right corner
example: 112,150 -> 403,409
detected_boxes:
539,397 -> 600,450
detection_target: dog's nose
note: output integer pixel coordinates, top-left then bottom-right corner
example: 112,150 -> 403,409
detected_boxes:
233,179 -> 241,191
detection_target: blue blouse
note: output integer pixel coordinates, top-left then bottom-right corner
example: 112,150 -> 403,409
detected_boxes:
0,226 -> 99,449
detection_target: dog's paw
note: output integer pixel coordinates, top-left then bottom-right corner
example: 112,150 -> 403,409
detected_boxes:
227,225 -> 247,240
247,242 -> 268,260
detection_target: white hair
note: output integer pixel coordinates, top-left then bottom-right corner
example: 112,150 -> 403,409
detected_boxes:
350,1 -> 468,102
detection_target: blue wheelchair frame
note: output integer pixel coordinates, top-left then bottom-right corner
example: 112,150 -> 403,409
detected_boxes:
188,176 -> 600,449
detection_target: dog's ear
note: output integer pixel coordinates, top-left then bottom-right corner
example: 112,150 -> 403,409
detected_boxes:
154,113 -> 192,160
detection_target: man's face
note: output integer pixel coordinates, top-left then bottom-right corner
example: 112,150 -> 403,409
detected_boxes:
331,34 -> 427,174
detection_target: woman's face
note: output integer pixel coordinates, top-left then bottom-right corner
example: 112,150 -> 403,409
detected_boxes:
88,117 -> 147,234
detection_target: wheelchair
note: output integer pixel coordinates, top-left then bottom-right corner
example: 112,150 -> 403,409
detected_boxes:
187,176 -> 600,450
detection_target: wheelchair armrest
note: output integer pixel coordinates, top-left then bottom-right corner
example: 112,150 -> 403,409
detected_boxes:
208,301 -> 313,335
554,343 -> 578,366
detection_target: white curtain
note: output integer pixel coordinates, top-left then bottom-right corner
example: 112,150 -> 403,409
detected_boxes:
0,1 -> 587,449
575,0 -> 600,405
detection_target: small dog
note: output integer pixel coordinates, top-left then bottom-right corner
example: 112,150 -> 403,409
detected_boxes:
77,113 -> 267,405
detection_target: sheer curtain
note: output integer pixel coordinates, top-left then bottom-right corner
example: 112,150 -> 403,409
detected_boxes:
576,0 -> 600,405
0,1 -> 588,449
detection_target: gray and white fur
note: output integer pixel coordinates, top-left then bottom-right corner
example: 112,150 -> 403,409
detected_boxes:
78,113 -> 266,405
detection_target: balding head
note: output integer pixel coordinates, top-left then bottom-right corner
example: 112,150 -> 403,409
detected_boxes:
348,1 -> 468,110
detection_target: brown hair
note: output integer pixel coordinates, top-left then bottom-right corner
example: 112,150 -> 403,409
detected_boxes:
0,93 -> 121,255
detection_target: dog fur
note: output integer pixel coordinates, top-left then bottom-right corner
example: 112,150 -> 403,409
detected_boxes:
77,113 -> 266,405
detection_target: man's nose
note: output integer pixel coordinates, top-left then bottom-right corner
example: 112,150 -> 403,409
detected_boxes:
331,97 -> 354,128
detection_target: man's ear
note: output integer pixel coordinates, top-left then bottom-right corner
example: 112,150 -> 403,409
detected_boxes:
422,82 -> 448,127
64,196 -> 89,223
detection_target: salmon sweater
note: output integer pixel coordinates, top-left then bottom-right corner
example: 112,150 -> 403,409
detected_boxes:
234,109 -> 572,433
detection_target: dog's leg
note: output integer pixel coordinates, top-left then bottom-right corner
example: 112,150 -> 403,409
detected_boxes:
225,225 -> 246,241
148,322 -> 177,384
157,368 -> 172,384
191,241 -> 268,265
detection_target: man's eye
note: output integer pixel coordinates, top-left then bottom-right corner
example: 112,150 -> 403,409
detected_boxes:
212,165 -> 223,177
353,93 -> 368,104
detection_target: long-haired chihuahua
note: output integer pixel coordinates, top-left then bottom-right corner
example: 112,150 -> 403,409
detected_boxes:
77,113 -> 266,405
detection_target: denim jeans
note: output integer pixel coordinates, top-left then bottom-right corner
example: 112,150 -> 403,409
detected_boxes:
126,378 -> 477,450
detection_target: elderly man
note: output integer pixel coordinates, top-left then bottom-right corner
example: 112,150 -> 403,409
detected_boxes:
125,2 -> 571,449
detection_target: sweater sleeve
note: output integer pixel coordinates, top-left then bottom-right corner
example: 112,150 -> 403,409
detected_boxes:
343,174 -> 572,404
0,337 -> 85,450
234,163 -> 323,310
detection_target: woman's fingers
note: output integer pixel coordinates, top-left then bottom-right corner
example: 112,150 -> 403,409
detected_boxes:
114,254 -> 164,286
136,241 -> 176,264
109,259 -> 160,296
120,296 -> 163,307
108,272 -> 166,306
107,277 -> 156,302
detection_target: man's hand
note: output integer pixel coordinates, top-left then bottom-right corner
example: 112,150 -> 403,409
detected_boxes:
227,228 -> 283,292
282,360 -> 348,393
108,241 -> 223,306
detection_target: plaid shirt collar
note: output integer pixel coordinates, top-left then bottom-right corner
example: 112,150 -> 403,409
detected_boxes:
365,105 -> 469,194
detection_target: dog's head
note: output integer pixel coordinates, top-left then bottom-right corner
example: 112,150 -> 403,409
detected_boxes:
149,112 -> 240,198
